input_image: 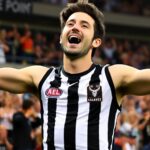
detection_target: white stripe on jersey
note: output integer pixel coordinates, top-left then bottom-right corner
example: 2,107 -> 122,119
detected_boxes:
54,71 -> 68,150
101,66 -> 120,150
100,66 -> 113,149
75,68 -> 96,150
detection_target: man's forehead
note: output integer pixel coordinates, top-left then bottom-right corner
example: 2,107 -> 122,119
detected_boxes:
67,12 -> 94,23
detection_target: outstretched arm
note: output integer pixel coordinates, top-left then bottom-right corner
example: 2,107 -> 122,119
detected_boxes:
0,65 -> 48,95
109,64 -> 150,102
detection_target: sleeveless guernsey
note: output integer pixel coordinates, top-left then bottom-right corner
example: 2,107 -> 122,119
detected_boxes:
38,64 -> 120,150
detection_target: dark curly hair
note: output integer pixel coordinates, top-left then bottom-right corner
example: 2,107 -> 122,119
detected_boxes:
60,1 -> 105,40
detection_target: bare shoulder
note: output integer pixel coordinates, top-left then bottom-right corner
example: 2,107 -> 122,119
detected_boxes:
20,65 -> 49,87
108,64 -> 138,89
20,65 -> 49,73
0,65 -> 50,94
108,63 -> 150,101
107,64 -> 139,104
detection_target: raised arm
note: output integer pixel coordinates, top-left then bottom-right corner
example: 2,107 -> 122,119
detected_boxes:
109,64 -> 150,103
0,65 -> 48,95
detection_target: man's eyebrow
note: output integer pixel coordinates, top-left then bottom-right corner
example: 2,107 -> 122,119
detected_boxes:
67,19 -> 90,26
81,20 -> 90,26
66,19 -> 75,23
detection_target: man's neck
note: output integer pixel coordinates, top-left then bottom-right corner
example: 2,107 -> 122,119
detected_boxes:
63,54 -> 93,74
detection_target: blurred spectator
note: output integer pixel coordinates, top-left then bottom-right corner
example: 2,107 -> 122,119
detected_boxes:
20,29 -> 34,64
5,25 -> 21,63
0,92 -> 16,140
101,37 -> 117,64
0,125 -> 13,150
114,96 -> 140,150
114,112 -> 137,150
138,106 -> 150,150
12,99 -> 37,150
92,48 -> 106,65
0,29 -> 10,64
44,42 -> 63,66
34,44 -> 46,65
104,0 -> 120,12
34,32 -> 47,51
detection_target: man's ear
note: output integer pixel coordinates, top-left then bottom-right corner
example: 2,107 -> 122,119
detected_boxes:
92,38 -> 102,48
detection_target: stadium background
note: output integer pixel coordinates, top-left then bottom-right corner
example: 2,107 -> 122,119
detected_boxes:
0,0 -> 149,150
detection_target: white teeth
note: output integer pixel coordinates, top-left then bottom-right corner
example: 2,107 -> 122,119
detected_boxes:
69,35 -> 78,40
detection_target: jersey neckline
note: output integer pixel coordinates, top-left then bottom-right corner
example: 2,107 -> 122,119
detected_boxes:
62,63 -> 96,78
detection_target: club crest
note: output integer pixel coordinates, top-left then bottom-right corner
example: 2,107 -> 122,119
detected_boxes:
87,84 -> 102,102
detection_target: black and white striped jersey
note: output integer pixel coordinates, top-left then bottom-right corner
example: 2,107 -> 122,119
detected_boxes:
39,64 -> 120,150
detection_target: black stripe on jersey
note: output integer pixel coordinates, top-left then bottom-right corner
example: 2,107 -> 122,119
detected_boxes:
38,67 -> 54,150
38,67 -> 54,92
64,76 -> 80,150
88,65 -> 102,150
47,68 -> 62,150
105,66 -> 120,150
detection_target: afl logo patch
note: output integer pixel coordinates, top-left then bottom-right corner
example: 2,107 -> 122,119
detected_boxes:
45,87 -> 62,98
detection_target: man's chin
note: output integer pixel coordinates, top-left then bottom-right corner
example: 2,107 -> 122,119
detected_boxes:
64,50 -> 82,60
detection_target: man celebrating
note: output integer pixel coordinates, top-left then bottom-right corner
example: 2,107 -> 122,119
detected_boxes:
0,1 -> 150,150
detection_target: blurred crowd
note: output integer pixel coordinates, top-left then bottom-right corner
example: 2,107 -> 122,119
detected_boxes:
114,95 -> 150,150
34,0 -> 150,17
0,24 -> 150,69
0,24 -> 63,66
0,92 -> 42,150
0,92 -> 149,150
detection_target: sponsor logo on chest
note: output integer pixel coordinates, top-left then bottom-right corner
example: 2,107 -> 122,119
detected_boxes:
45,87 -> 62,98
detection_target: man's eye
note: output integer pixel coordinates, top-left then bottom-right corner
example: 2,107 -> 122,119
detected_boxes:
82,24 -> 88,28
67,23 -> 73,26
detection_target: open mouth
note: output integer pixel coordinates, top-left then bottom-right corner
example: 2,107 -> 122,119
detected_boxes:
68,36 -> 81,44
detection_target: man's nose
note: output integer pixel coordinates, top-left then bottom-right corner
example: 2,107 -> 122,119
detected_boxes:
72,28 -> 79,33
71,24 -> 80,32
